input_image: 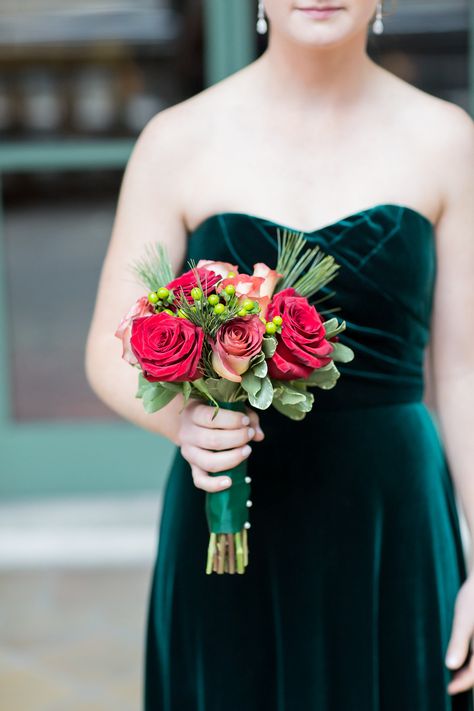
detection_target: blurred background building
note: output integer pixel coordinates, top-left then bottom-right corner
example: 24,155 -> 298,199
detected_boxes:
0,1 -> 472,709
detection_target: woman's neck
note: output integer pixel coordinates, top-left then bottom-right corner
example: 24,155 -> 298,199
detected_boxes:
255,30 -> 376,109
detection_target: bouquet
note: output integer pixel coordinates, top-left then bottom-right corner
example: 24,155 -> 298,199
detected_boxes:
115,229 -> 354,574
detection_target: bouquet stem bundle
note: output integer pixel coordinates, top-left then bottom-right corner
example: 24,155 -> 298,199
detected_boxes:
205,400 -> 251,575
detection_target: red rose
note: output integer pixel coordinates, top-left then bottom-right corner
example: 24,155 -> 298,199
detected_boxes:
166,268 -> 220,302
211,316 -> 265,383
130,312 -> 204,382
267,288 -> 333,380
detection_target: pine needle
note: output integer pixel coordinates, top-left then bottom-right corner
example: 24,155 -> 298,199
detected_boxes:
275,228 -> 340,299
130,242 -> 175,291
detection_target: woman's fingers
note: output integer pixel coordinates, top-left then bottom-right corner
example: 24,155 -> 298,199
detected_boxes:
447,650 -> 474,695
187,424 -> 255,451
183,442 -> 251,474
191,403 -> 249,430
246,407 -> 265,441
190,465 -> 233,492
446,577 -> 474,694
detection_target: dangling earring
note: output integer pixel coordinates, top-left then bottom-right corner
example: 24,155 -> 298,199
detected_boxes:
256,0 -> 268,35
372,1 -> 384,34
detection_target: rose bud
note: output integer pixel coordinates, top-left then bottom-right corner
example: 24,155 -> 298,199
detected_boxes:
211,316 -> 266,383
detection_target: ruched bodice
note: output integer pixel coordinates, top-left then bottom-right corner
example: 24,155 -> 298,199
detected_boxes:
185,203 -> 436,408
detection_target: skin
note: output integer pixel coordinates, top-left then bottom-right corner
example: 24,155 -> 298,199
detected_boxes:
85,0 -> 474,694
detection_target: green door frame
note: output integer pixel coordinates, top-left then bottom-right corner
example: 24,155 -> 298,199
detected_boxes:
0,0 -> 255,498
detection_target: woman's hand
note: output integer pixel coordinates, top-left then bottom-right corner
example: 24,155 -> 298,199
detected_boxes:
178,401 -> 264,492
445,573 -> 474,694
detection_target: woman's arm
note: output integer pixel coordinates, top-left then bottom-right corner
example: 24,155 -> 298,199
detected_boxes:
85,109 -> 263,491
85,110 -> 190,441
430,106 -> 474,563
428,104 -> 474,693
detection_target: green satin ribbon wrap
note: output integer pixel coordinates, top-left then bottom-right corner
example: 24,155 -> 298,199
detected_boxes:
205,401 -> 251,535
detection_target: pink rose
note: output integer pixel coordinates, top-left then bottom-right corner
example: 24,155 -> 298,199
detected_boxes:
115,296 -> 154,365
218,263 -> 282,317
211,316 -> 266,383
196,259 -> 238,280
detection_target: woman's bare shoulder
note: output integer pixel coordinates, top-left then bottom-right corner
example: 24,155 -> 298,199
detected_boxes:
377,65 -> 473,149
136,66 -> 251,158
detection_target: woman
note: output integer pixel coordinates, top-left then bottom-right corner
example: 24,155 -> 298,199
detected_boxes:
85,1 -> 474,708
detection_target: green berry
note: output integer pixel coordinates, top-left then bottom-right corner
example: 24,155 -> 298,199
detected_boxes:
224,284 -> 236,296
207,294 -> 219,306
272,315 -> 283,327
265,322 -> 277,335
190,287 -> 202,301
163,308 -> 174,316
238,309 -> 248,317
148,291 -> 159,304
227,271 -> 236,278
157,287 -> 169,300
214,303 -> 225,315
242,299 -> 254,311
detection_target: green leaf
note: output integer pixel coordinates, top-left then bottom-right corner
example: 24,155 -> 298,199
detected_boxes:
136,372 -> 150,399
279,383 -> 308,406
192,378 -> 219,409
182,381 -> 192,402
302,361 -> 340,389
142,383 -> 178,413
241,370 -> 262,397
250,351 -> 265,367
200,377 -> 243,403
323,318 -> 347,340
330,341 -> 355,363
272,398 -> 309,421
253,359 -> 268,378
262,335 -> 277,359
248,376 -> 273,410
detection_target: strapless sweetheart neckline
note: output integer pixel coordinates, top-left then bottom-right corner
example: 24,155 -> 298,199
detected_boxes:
187,202 -> 435,239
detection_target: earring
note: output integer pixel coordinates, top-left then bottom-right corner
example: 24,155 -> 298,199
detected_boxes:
256,0 -> 268,35
372,1 -> 384,34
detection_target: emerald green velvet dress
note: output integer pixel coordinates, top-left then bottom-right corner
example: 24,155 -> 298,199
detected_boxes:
144,204 -> 472,711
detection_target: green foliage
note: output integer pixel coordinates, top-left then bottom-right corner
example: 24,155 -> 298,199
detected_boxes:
135,373 -> 179,413
262,335 -> 277,359
271,381 -> 314,420
301,362 -> 341,390
275,228 -> 340,299
130,242 -> 175,292
330,341 -> 355,363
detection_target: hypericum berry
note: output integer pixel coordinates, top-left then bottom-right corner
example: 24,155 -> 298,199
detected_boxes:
177,309 -> 187,318
214,303 -> 226,315
157,287 -> 169,300
190,287 -> 202,301
265,322 -> 277,335
207,294 -> 219,306
272,315 -> 283,326
148,291 -> 159,304
227,271 -> 236,278
242,299 -> 254,311
238,309 -> 248,317
224,284 -> 236,296
163,308 -> 174,316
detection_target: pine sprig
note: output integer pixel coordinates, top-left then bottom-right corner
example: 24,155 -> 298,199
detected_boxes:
275,228 -> 340,299
175,264 -> 242,338
130,242 -> 175,291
